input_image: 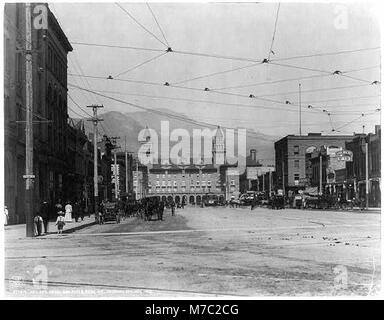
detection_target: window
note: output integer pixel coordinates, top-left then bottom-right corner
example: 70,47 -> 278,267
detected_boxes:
294,160 -> 299,168
293,145 -> 299,155
294,174 -> 300,181
230,180 -> 235,186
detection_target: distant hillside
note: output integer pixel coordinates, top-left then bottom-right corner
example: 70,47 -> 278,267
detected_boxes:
80,109 -> 277,165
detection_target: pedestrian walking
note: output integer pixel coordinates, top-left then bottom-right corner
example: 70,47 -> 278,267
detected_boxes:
171,200 -> 175,216
73,200 -> 79,222
40,200 -> 49,233
251,196 -> 257,210
55,199 -> 63,215
64,200 -> 73,222
33,212 -> 44,236
4,206 -> 9,226
80,199 -> 85,221
55,211 -> 65,235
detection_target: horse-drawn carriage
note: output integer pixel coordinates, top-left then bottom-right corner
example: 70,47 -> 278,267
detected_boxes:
139,197 -> 164,221
270,194 -> 285,209
99,201 -> 121,224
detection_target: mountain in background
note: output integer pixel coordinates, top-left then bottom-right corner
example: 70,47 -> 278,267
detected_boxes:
80,109 -> 277,165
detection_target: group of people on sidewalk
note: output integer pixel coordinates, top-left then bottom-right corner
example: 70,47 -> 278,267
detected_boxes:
32,198 -> 88,236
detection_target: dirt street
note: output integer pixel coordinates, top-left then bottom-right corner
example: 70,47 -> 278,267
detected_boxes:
4,206 -> 381,297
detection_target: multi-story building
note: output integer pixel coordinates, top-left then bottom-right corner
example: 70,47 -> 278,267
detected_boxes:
239,149 -> 261,193
345,125 -> 381,207
4,3 -> 72,223
134,126 -> 241,204
65,118 -> 89,202
274,133 -> 355,196
110,151 -> 134,200
309,145 -> 351,197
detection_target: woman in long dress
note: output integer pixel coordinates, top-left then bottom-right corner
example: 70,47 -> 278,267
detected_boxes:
64,201 -> 73,222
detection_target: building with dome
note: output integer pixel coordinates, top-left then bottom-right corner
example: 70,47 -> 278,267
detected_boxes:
133,126 -> 240,204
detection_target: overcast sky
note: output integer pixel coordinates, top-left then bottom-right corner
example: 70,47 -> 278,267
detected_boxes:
51,1 -> 381,137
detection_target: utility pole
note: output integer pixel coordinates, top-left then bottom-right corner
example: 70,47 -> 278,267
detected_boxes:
87,105 -> 103,219
262,174 -> 265,192
125,136 -> 128,195
282,157 -> 285,196
136,159 -> 139,200
24,3 -> 35,237
319,151 -> 323,196
269,168 -> 272,196
299,83 -> 302,136
365,136 -> 369,210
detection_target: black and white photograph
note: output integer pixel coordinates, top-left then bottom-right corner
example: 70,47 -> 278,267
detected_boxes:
1,1 -> 382,299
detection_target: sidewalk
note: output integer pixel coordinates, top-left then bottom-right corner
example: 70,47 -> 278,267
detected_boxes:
4,214 -> 97,239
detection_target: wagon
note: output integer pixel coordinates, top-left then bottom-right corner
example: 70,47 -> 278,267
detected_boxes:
102,202 -> 121,224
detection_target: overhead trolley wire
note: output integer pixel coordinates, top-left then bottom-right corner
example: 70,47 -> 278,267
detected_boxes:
68,83 -> 317,114
67,72 -> 379,115
268,3 -> 281,60
256,83 -> 373,98
115,2 -> 168,48
171,61 -> 263,85
300,94 -> 381,104
268,61 -> 373,84
70,41 -> 380,64
146,3 -> 170,47
329,111 -> 379,134
213,64 -> 380,91
70,41 -> 165,53
68,84 -> 278,142
271,46 -> 380,63
114,51 -> 168,78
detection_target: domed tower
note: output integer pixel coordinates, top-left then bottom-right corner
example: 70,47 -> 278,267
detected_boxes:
212,126 -> 226,165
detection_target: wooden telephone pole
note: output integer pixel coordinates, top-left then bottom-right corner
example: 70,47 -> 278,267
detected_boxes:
87,105 -> 103,218
24,3 -> 35,237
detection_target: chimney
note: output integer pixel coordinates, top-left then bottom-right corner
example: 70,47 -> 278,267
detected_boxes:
250,149 -> 257,161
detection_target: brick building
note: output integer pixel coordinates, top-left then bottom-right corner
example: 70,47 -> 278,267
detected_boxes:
274,133 -> 355,196
345,125 -> 381,207
4,3 -> 73,223
134,126 -> 241,204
